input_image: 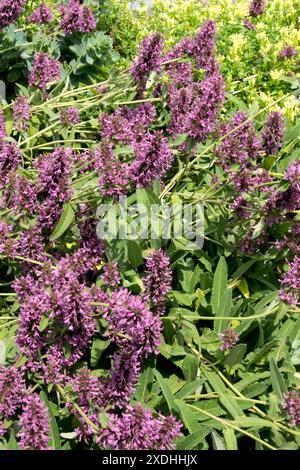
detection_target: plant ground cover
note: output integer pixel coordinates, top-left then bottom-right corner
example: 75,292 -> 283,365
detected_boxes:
0,0 -> 299,451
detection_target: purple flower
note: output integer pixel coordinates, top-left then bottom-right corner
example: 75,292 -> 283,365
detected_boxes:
14,259 -> 98,368
130,130 -> 174,188
76,215 -> 105,274
99,103 -> 156,146
261,111 -> 285,156
240,227 -> 268,254
275,222 -> 300,256
216,112 -> 260,168
0,220 -> 17,257
131,33 -> 164,86
249,0 -> 266,17
17,227 -> 47,272
13,94 -> 31,132
219,327 -> 240,351
232,166 -> 272,193
96,84 -> 109,94
96,404 -> 182,450
278,44 -> 297,60
282,391 -> 300,427
0,109 -> 6,139
80,4 -> 97,33
101,349 -> 141,409
104,288 -> 162,357
71,367 -> 102,410
35,147 -> 73,230
232,195 -> 251,219
58,0 -> 96,35
244,18 -> 255,30
168,82 -> 195,136
98,159 -> 129,197
189,20 -> 217,72
5,174 -> 37,213
279,256 -> 300,307
184,68 -> 225,142
29,52 -> 61,90
143,249 -> 172,315
27,3 -> 53,24
41,353 -> 66,385
18,394 -> 50,450
60,106 -> 80,126
165,40 -> 193,85
0,0 -> 25,30
0,141 -> 21,189
102,261 -> 121,287
285,161 -> 300,192
0,365 -> 25,417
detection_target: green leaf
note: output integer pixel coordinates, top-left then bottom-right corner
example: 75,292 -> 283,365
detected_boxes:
214,287 -> 232,333
126,240 -> 143,268
136,187 -> 160,212
90,339 -> 111,368
211,430 -> 226,450
154,369 -> 178,413
269,357 -> 288,399
135,356 -> 155,402
233,417 -> 274,429
224,344 -> 247,368
0,80 -> 6,100
175,379 -> 204,399
172,133 -> 188,147
7,431 -> 19,450
176,427 -> 210,450
50,203 -> 75,241
175,399 -> 200,434
191,400 -> 227,422
98,412 -> 110,429
223,428 -> 238,450
211,256 -> 228,316
40,391 -> 61,450
203,371 -> 244,418
0,340 -> 6,364
181,354 -> 199,382
39,314 -> 49,332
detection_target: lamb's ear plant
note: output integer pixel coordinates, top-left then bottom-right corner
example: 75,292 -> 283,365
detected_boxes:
0,0 -> 300,451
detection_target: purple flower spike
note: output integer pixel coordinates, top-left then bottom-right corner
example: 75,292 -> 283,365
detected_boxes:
60,106 -> 80,126
244,18 -> 255,30
58,0 -> 96,35
279,256 -> 300,307
105,288 -> 162,357
27,3 -> 53,24
96,404 -> 182,450
0,365 -> 25,417
0,109 -> 6,139
130,33 -> 164,86
130,131 -> 174,188
216,112 -> 260,168
0,0 -> 25,30
18,394 -> 51,450
13,95 -> 31,132
249,0 -> 266,17
102,261 -> 121,287
278,44 -> 297,60
282,391 -> 300,427
143,249 -> 172,315
29,52 -> 61,90
261,111 -> 285,156
219,327 -> 240,351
